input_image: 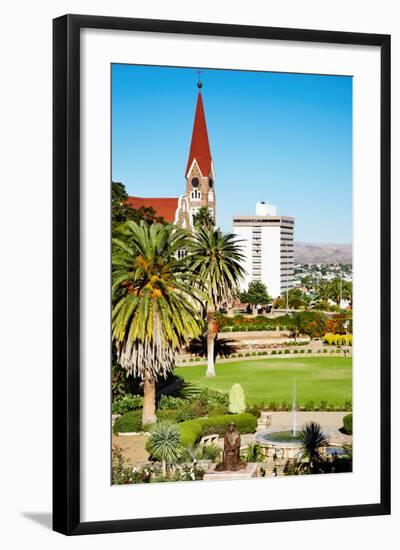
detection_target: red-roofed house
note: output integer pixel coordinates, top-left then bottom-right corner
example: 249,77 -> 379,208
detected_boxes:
127,85 -> 215,231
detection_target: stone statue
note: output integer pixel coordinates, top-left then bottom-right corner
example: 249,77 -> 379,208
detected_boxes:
215,422 -> 246,471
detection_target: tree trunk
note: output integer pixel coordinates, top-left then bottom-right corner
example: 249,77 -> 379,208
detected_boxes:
206,304 -> 216,377
162,459 -> 167,478
142,377 -> 157,426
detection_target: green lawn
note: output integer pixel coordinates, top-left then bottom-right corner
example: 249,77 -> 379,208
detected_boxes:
175,357 -> 352,407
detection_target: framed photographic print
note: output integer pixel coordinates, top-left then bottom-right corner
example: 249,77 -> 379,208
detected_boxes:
53,14 -> 391,535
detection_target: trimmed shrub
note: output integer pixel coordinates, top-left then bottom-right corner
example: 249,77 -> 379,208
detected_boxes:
323,333 -> 353,346
229,384 -> 246,414
113,410 -> 142,434
112,394 -> 143,415
342,413 -> 353,434
178,413 -> 257,448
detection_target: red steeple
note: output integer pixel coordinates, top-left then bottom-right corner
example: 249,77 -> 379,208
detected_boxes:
185,92 -> 212,177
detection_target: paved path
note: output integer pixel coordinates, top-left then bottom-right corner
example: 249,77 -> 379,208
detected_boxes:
176,350 -> 351,366
112,433 -> 149,465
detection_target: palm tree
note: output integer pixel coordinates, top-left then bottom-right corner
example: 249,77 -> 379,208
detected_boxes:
146,421 -> 183,476
316,281 -> 331,303
186,227 -> 245,377
192,205 -> 214,230
297,421 -> 329,474
343,280 -> 353,307
328,277 -> 343,306
112,221 -> 204,425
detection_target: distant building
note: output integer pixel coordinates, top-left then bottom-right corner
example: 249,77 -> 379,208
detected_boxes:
127,82 -> 215,231
233,202 -> 295,298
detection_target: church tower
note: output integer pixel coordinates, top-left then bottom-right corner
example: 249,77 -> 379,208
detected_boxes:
185,81 -> 216,227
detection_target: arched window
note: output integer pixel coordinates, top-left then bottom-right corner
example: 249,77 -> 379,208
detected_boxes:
190,189 -> 201,200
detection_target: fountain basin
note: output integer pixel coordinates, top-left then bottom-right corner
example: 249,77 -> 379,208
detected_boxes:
255,428 -> 338,462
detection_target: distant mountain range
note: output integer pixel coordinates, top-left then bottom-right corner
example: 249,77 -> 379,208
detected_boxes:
294,242 -> 352,265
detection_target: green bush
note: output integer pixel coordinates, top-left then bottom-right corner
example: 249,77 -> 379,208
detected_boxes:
307,349 -> 313,353
198,388 -> 229,413
246,405 -> 263,418
201,443 -> 221,461
229,383 -> 246,414
112,394 -> 143,415
113,410 -> 142,434
342,413 -> 353,434
158,395 -> 187,410
178,413 -> 257,448
158,398 -> 207,423
243,442 -> 264,463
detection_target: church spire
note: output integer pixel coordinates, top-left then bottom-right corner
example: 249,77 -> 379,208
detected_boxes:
185,89 -> 212,177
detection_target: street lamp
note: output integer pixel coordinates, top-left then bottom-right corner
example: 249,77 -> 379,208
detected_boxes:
343,320 -> 349,358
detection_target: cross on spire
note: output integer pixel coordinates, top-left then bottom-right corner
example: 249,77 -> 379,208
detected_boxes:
196,70 -> 203,89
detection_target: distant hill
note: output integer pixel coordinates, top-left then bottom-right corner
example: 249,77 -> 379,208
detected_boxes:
294,242 -> 352,265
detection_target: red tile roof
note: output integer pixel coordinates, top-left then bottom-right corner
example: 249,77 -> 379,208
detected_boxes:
186,92 -> 212,177
126,196 -> 179,223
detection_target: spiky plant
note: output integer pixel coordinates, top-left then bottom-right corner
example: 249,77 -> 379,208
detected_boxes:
112,221 -> 204,425
186,227 -> 245,377
146,421 -> 184,476
297,421 -> 329,474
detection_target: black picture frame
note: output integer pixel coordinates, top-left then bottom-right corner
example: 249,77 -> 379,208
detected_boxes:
53,14 -> 391,536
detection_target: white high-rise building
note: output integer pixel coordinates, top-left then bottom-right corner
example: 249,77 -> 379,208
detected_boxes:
233,202 -> 295,298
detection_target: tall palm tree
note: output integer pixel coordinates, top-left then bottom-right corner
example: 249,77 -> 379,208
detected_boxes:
297,421 -> 329,474
112,221 -> 203,425
186,227 -> 245,377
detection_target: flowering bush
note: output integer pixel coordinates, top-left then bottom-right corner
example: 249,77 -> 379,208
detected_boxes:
323,333 -> 352,346
326,314 -> 352,334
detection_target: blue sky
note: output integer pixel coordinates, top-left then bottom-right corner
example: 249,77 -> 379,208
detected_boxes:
112,64 -> 352,243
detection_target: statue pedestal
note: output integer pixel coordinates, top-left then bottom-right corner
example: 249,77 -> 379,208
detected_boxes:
203,463 -> 258,481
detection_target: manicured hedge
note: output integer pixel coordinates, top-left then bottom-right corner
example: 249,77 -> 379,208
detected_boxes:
323,333 -> 352,346
113,410 -> 142,434
178,413 -> 257,448
342,413 -> 353,435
